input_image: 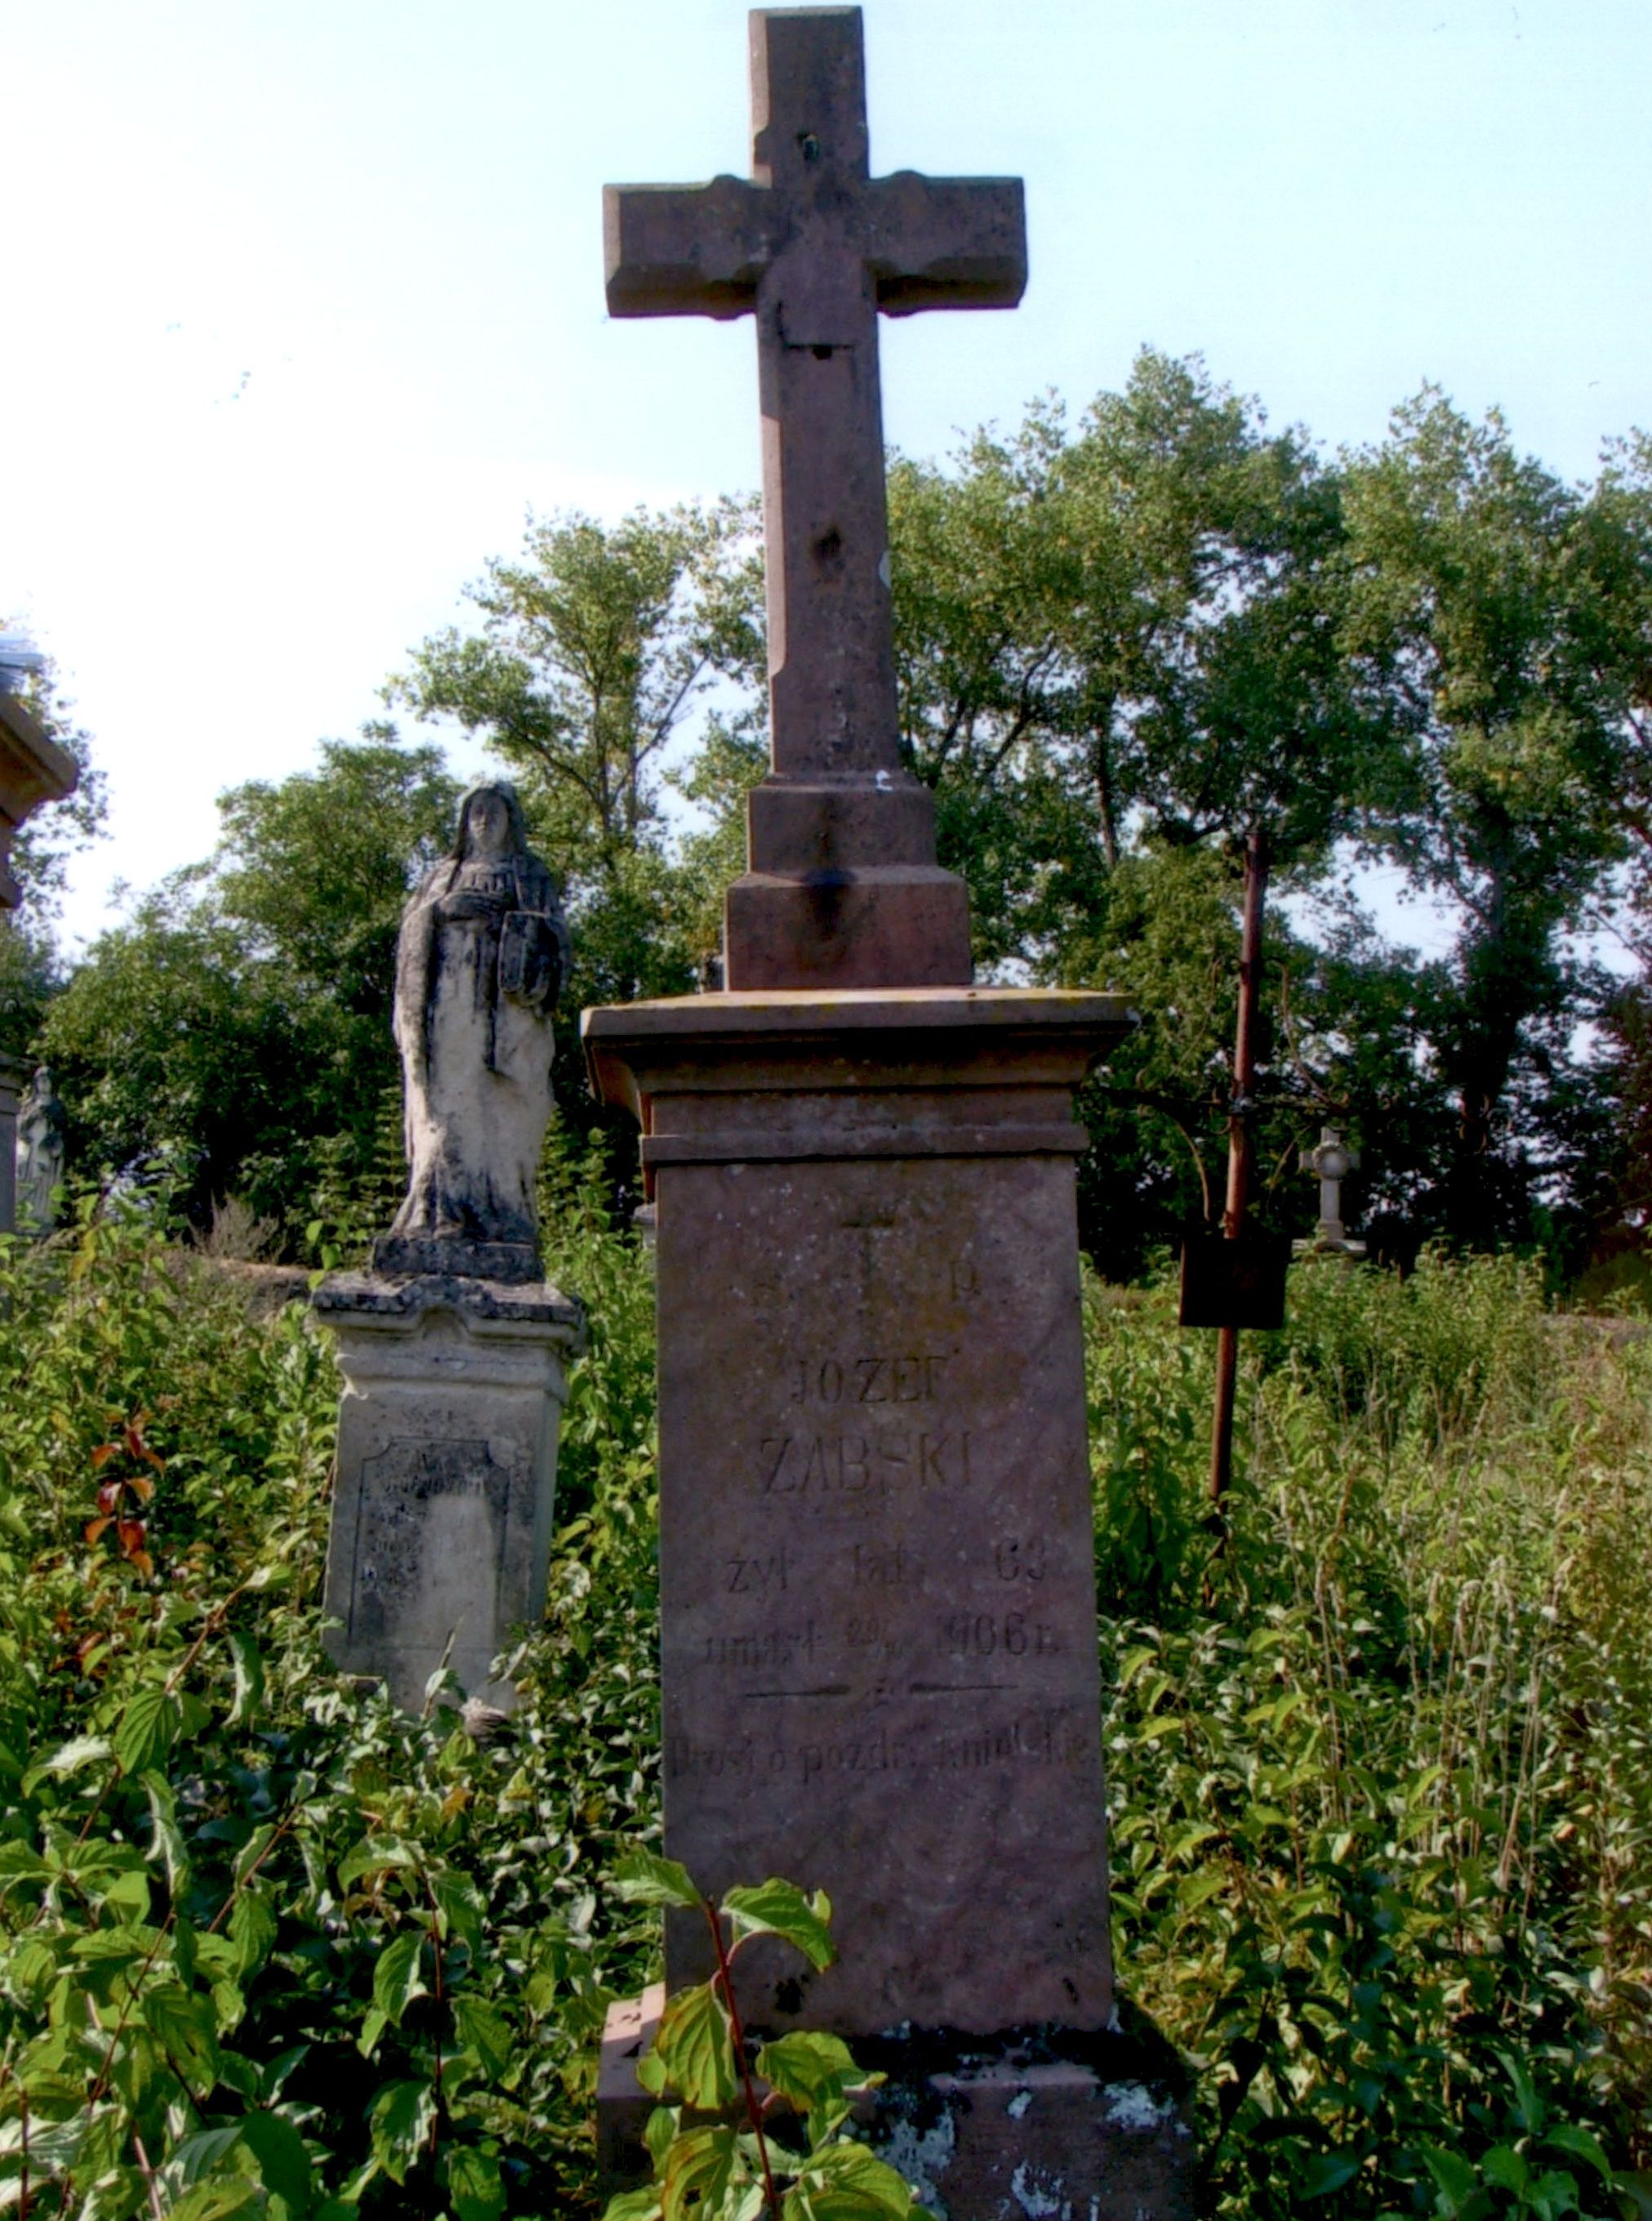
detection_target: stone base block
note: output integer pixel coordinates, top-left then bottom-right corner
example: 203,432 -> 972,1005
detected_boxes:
312,1270 -> 583,1712
723,865 -> 971,989
746,775 -> 939,873
595,1990 -> 1196,2220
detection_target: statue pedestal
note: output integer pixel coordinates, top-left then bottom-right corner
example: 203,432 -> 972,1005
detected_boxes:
313,1271 -> 583,1712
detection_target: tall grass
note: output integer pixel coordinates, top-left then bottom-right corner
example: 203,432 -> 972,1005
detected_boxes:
1093,1251 -> 1652,2214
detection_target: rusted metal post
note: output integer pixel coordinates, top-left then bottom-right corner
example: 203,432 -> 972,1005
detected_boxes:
1209,827 -> 1269,1509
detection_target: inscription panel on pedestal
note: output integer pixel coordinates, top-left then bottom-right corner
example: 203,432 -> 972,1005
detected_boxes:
346,1436 -> 511,1644
657,1153 -> 1112,2037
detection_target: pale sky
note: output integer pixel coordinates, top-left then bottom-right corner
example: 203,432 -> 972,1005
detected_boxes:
6,0 -> 1649,947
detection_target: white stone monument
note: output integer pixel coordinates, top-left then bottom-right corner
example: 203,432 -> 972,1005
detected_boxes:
16,1067 -> 66,1235
1297,1126 -> 1366,1258
314,783 -> 583,1712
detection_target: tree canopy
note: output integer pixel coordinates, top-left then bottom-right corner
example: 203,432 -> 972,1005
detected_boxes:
22,356 -> 1652,1279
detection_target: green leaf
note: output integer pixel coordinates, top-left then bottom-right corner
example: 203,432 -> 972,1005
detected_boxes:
229,1891 -> 277,1979
22,1733 -> 112,1792
602,2192 -> 665,2221
1498,2048 -> 1544,2135
1540,2124 -> 1612,2179
372,1932 -> 428,2026
452,1993 -> 513,2081
433,1867 -> 486,1951
168,2182 -> 263,2221
369,2078 -> 437,2184
144,1982 -> 221,2093
1482,2147 -> 1529,2194
1297,2149 -> 1363,2198
225,1630 -> 265,1728
142,1770 -> 190,1895
661,2124 -> 741,2221
165,2125 -> 246,2187
1419,2143 -> 1481,2216
644,2107 -> 679,2170
784,2139 -> 912,2219
338,1836 -> 421,1890
755,2031 -> 875,2139
238,2111 -> 313,2214
114,1685 -> 182,1777
654,1978 -> 738,2110
612,1849 -> 703,1912
445,2144 -> 505,2221
721,1880 -> 835,1971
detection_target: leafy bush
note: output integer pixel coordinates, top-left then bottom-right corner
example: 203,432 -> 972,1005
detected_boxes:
0,1179 -> 1646,2217
0,1174 -> 661,2219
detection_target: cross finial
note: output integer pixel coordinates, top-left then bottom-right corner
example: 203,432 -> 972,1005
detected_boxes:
604,7 -> 1026,988
1300,1126 -> 1360,1248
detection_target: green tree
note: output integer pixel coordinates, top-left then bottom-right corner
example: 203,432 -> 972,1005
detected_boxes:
0,653 -> 107,1049
392,502 -> 765,1003
891,355 -> 1400,1276
41,729 -> 459,1245
1342,392 -> 1624,1249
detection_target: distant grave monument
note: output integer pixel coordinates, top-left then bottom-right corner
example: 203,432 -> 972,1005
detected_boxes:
314,782 -> 583,1713
1298,1126 -> 1365,1259
589,12 -> 1192,2213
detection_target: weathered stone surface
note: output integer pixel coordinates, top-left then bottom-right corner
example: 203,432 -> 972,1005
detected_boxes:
385,781 -> 569,1278
603,7 -> 1025,990
585,989 -> 1132,2038
16,1066 -> 65,1235
314,1272 -> 582,1710
598,1990 -> 1195,2220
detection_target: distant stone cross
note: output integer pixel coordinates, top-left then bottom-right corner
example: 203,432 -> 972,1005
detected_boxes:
605,8 -> 1025,988
1301,1126 -> 1359,1247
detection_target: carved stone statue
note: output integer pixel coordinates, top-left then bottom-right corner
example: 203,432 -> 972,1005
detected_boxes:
374,782 -> 569,1282
16,1065 -> 65,1234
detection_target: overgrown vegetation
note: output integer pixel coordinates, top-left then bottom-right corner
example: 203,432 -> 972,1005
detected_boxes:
0,1166 -> 1647,2215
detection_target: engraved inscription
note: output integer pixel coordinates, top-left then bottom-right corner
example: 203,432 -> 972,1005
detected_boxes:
992,1535 -> 1048,1583
850,1539 -> 918,1588
703,1621 -> 816,1670
757,1429 -> 973,1497
349,1436 -> 509,1640
789,1354 -> 948,1404
666,1709 -> 1091,1785
726,1546 -> 789,1595
942,1609 -> 1059,1659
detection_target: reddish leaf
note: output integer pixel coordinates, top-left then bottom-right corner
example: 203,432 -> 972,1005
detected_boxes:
91,1443 -> 118,1471
96,1479 -> 123,1514
84,1515 -> 114,1545
116,1518 -> 147,1559
127,1549 -> 154,1580
127,1474 -> 155,1505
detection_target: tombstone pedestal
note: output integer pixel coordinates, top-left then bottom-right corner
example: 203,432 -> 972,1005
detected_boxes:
586,988 -> 1193,2214
313,1272 -> 582,1712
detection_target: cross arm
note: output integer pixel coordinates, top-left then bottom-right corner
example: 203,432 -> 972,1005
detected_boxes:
864,172 -> 1026,315
604,176 -> 773,319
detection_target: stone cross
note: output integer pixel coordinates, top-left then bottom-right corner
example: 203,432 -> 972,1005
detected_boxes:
1301,1125 -> 1359,1247
604,6 -> 1026,988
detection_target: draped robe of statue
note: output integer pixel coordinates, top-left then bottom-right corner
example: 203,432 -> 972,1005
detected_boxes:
16,1066 -> 65,1235
380,783 -> 569,1278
